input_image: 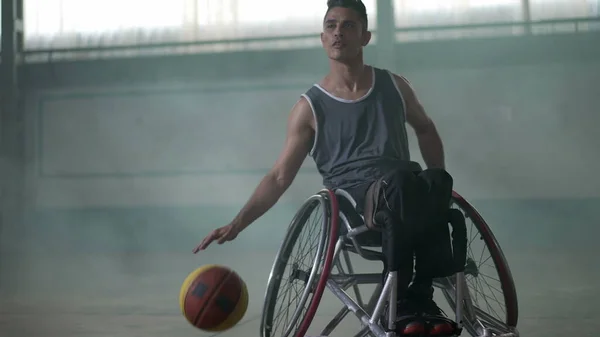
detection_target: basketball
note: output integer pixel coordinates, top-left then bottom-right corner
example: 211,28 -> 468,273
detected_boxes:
179,264 -> 248,331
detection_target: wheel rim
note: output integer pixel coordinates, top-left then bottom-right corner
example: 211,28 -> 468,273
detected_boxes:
442,192 -> 519,336
260,195 -> 330,337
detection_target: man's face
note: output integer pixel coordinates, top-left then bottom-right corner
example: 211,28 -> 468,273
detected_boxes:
321,6 -> 371,62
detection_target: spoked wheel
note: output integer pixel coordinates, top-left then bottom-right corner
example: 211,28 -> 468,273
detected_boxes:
441,191 -> 519,337
260,190 -> 339,337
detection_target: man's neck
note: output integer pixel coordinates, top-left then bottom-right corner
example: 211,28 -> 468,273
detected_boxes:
328,58 -> 368,92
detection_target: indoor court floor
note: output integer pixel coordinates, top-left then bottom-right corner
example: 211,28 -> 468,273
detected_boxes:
0,239 -> 597,337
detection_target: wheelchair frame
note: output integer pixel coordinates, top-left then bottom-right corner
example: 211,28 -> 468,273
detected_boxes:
260,189 -> 519,337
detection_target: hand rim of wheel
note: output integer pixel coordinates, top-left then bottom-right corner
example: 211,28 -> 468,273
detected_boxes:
259,191 -> 339,337
294,189 -> 340,337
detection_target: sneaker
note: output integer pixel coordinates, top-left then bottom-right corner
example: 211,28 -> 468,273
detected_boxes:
415,297 -> 445,316
414,298 -> 456,336
382,298 -> 457,336
381,300 -> 426,335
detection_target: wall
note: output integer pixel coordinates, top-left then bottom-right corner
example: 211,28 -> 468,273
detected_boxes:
26,59 -> 600,209
26,80 -> 324,209
8,31 -> 600,253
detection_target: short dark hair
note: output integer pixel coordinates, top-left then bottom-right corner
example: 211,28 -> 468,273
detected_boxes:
326,0 -> 369,30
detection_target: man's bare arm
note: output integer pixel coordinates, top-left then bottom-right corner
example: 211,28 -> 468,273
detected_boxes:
393,74 -> 446,169
231,97 -> 315,232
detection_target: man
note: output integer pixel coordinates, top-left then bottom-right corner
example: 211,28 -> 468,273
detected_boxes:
195,0 -> 454,335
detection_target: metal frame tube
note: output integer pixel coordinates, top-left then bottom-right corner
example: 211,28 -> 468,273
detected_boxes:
326,279 -> 388,337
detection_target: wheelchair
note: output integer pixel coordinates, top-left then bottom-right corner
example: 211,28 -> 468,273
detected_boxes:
259,187 -> 519,337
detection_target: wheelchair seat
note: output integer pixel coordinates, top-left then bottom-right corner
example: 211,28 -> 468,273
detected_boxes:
336,189 -> 384,248
335,186 -> 468,280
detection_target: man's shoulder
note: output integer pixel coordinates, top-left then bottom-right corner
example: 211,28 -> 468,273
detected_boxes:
381,71 -> 415,96
368,66 -> 410,87
379,69 -> 410,85
300,77 -> 329,104
295,94 -> 313,109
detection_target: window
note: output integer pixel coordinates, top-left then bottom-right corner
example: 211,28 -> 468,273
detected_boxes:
394,0 -> 523,28
393,0 -> 598,41
529,0 -> 598,20
23,0 -> 376,51
16,0 -> 597,57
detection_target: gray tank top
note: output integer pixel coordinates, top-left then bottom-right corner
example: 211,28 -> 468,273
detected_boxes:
302,66 -> 414,190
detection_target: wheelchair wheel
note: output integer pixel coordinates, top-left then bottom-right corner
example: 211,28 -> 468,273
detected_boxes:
260,190 -> 339,337
440,191 -> 519,337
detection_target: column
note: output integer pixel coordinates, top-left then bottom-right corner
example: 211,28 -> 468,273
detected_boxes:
521,0 -> 532,34
375,0 -> 396,70
1,0 -> 26,255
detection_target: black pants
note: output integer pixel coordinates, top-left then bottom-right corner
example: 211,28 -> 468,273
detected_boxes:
345,167 -> 454,301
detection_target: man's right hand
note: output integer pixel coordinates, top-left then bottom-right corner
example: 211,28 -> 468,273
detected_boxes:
193,222 -> 242,253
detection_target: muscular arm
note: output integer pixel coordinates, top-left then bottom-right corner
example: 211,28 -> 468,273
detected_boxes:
393,74 -> 446,169
231,97 -> 315,232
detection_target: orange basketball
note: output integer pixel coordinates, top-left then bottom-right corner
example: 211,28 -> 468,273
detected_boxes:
179,264 -> 248,331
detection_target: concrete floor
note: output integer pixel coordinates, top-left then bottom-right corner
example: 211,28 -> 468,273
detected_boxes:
0,242 -> 598,337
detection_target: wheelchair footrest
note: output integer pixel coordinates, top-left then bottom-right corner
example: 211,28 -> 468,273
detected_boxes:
394,315 -> 462,337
